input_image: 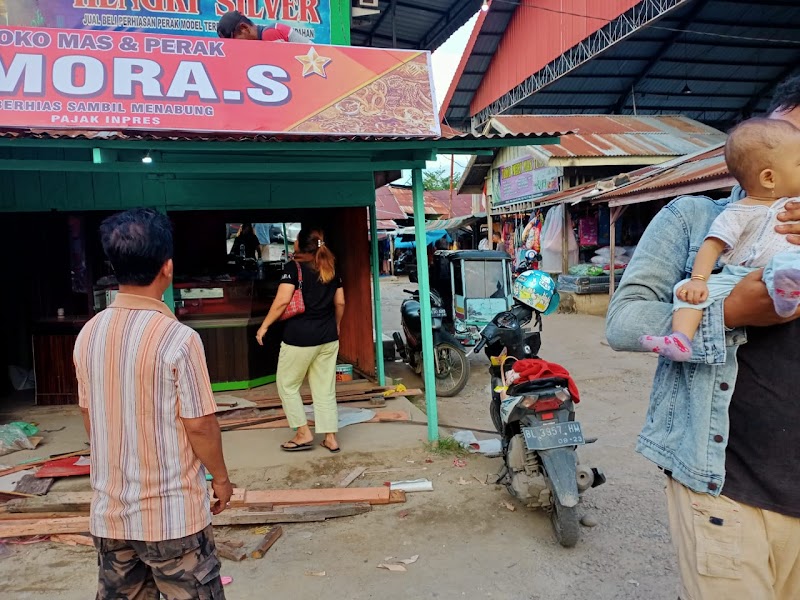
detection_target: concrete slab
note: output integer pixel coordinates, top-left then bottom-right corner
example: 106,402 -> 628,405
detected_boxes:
221,396 -> 429,470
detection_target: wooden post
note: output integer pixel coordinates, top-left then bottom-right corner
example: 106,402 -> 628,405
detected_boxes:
609,205 -> 628,297
251,525 -> 283,559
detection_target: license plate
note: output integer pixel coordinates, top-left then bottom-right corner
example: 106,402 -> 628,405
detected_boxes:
523,421 -> 585,451
431,308 -> 447,317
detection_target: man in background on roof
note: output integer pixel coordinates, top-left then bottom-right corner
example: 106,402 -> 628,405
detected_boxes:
217,11 -> 311,43
606,75 -> 800,599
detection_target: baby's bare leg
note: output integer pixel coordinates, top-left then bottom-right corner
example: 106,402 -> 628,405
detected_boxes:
638,308 -> 701,362
672,307 -> 704,340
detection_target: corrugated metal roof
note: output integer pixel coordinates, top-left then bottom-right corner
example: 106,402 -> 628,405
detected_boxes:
375,186 -> 408,220
490,115 -> 725,159
350,0 -> 484,51
0,127 -> 563,145
537,142 -> 732,206
377,185 -> 472,218
443,0 -> 800,131
599,144 -> 731,200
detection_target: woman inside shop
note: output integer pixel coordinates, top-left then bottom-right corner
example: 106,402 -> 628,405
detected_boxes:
255,229 -> 345,452
231,223 -> 261,260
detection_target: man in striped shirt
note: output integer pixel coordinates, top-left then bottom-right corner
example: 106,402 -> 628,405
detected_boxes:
75,208 -> 232,599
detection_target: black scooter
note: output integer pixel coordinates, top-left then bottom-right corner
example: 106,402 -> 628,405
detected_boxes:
473,302 -> 605,547
393,288 -> 470,397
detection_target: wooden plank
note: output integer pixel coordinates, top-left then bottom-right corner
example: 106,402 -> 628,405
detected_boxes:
216,541 -> 247,562
8,487 -> 397,514
212,503 -> 372,526
0,517 -> 90,537
14,475 -> 54,496
7,492 -> 92,514
389,490 -> 407,504
367,411 -> 411,423
250,525 -> 283,559
51,534 -> 93,547
242,487 -> 393,507
337,467 -> 366,488
219,414 -> 288,432
0,504 -> 373,537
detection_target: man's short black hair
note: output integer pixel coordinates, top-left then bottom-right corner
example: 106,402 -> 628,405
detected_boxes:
100,208 -> 173,286
217,11 -> 253,38
768,71 -> 800,115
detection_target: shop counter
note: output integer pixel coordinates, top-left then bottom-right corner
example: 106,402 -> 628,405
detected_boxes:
32,317 -> 88,406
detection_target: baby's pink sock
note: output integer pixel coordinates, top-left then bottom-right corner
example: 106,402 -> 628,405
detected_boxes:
772,268 -> 800,318
639,332 -> 692,362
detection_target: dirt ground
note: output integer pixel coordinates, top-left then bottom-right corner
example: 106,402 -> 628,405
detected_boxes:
0,277 -> 677,600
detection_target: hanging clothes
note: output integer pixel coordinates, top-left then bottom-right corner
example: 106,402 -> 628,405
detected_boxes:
540,204 -> 579,274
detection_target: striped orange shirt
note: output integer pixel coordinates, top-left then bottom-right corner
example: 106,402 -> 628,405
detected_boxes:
74,293 -> 218,542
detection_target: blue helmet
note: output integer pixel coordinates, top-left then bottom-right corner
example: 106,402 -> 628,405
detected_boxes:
512,270 -> 560,315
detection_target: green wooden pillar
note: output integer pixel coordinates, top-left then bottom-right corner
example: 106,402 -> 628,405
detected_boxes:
369,205 -> 386,386
330,0 -> 351,46
411,168 -> 439,442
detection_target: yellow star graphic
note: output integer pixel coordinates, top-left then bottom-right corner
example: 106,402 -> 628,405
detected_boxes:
295,47 -> 332,78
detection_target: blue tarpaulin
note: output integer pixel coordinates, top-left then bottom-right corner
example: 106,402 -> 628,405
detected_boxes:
394,230 -> 450,249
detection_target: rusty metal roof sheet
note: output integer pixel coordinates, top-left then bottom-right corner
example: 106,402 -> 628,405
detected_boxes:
599,144 -> 730,200
375,186 -> 408,220
490,115 -> 726,159
530,142 -> 731,207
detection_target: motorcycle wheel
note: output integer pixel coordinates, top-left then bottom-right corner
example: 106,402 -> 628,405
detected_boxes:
550,500 -> 580,548
433,342 -> 470,397
490,397 -> 503,434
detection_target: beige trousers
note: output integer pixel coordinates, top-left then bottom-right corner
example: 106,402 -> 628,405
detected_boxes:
276,341 -> 339,434
666,476 -> 800,600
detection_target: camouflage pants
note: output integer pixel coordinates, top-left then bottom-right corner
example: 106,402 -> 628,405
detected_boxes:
92,525 -> 225,600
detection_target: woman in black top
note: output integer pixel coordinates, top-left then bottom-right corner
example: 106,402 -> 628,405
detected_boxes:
256,229 -> 345,452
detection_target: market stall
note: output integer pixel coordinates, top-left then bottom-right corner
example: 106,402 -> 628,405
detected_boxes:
0,25 -> 561,441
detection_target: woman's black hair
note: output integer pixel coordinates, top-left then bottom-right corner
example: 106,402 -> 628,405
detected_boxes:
768,71 -> 800,115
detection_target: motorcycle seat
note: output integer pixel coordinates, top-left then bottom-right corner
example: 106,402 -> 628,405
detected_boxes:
509,377 -> 569,395
401,300 -> 420,320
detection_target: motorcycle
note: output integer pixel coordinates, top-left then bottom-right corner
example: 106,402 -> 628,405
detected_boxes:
393,288 -> 470,397
473,301 -> 605,547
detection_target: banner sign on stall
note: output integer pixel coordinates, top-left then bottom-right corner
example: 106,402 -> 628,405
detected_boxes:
4,0 -> 332,43
0,27 -> 441,137
492,158 -> 562,206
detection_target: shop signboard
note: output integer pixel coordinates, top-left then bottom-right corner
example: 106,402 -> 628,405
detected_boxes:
0,26 -> 441,137
492,158 -> 562,206
3,0 -> 333,43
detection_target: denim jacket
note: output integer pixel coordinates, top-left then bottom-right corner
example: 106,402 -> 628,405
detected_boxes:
606,187 -> 748,496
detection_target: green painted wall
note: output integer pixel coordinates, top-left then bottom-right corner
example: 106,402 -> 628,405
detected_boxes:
330,0 -> 351,46
0,148 -> 376,213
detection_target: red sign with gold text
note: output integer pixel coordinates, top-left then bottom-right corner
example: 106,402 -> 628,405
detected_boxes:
0,27 -> 441,136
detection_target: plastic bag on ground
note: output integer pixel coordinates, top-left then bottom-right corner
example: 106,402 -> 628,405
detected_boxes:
0,423 -> 35,456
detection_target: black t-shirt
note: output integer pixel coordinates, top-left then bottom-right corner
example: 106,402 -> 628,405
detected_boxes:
722,320 -> 800,517
280,260 -> 342,347
231,232 -> 260,260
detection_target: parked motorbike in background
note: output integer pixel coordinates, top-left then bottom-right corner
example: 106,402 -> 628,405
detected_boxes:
393,288 -> 470,397
473,270 -> 605,547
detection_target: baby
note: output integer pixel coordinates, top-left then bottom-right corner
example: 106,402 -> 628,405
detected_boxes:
640,118 -> 800,361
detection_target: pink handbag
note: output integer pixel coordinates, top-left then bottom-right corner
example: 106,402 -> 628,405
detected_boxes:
279,262 -> 305,321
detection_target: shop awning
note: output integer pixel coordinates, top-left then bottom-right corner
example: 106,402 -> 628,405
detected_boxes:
395,214 -> 481,235
394,230 -> 450,248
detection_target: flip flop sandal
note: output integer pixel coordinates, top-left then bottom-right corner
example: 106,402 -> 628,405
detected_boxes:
281,441 -> 314,452
320,441 -> 341,454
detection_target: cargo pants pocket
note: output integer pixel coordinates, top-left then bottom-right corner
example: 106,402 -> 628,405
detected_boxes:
691,499 -> 742,579
194,554 -> 224,600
